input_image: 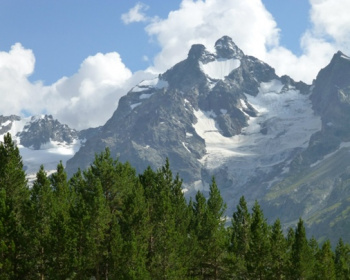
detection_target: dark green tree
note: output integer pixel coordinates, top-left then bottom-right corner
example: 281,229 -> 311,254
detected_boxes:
269,219 -> 288,280
0,133 -> 30,278
140,160 -> 190,279
290,218 -> 314,279
28,166 -> 54,279
334,238 -> 350,280
314,240 -> 335,280
115,180 -> 150,279
227,196 -> 251,279
49,162 -> 75,279
247,201 -> 271,280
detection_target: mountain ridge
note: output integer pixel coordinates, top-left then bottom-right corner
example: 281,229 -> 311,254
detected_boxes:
2,36 -> 350,244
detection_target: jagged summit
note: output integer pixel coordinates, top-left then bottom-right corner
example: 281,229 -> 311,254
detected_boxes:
187,36 -> 244,63
215,35 -> 244,59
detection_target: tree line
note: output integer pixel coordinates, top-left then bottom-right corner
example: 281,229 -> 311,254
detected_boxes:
0,132 -> 350,279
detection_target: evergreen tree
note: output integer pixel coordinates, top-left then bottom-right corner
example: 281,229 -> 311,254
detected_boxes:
140,160 -> 190,279
49,162 -> 75,279
314,240 -> 335,280
290,218 -> 314,279
205,177 -> 227,280
72,166 -> 111,279
0,133 -> 30,278
247,201 -> 271,280
116,180 -> 150,279
270,219 -> 288,280
227,196 -> 251,279
308,236 -> 320,278
189,190 -> 208,278
335,238 -> 350,280
28,166 -> 54,279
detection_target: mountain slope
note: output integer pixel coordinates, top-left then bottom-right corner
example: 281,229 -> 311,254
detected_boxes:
66,36 -> 319,204
262,51 -> 350,243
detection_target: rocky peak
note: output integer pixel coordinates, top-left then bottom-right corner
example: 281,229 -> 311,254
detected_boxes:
215,36 -> 244,59
19,115 -> 79,149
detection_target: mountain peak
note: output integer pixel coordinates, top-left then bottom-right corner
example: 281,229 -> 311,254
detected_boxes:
214,36 -> 244,59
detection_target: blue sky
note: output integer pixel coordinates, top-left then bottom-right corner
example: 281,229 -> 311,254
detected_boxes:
0,0 -> 349,129
0,0 -> 310,84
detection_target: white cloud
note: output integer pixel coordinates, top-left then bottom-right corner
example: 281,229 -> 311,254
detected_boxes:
141,0 -> 350,84
0,43 -> 45,116
121,2 -> 150,24
0,44 -> 155,130
146,0 -> 279,74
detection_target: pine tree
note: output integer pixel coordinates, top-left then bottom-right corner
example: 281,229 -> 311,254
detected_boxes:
28,166 -> 54,279
140,160 -> 191,279
290,218 -> 314,279
0,133 -> 30,278
247,201 -> 271,280
49,162 -> 75,279
227,196 -> 251,279
73,166 -> 111,279
314,240 -> 335,280
270,219 -> 288,280
205,177 -> 227,280
334,238 -> 350,280
116,180 -> 150,279
189,190 -> 208,278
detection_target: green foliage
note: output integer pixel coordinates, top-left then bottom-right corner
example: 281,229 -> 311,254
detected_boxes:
0,134 -> 349,279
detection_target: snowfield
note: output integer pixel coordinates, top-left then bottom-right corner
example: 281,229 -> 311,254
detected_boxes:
193,79 -> 322,187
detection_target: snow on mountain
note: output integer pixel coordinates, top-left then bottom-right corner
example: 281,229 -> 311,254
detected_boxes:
0,115 -> 81,180
199,58 -> 241,80
194,79 -> 321,193
131,77 -> 168,92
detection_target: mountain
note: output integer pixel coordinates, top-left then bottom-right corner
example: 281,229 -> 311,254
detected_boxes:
261,51 -> 350,243
0,114 -> 99,180
3,36 -> 350,244
65,37 -> 321,222
67,36 -> 316,195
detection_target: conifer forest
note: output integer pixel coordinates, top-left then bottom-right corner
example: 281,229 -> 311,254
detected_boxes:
0,132 -> 350,279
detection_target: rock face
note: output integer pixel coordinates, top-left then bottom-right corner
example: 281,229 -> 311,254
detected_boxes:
66,36 -> 316,207
66,36 -> 291,181
18,115 -> 79,149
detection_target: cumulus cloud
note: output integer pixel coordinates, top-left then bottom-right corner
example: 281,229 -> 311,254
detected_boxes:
0,44 -> 155,130
145,0 -> 279,74
0,43 -> 46,116
141,0 -> 350,84
121,2 -> 150,24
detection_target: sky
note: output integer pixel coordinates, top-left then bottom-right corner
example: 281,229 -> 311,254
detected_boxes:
0,0 -> 350,130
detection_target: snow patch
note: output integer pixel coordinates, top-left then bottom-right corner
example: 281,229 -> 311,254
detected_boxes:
0,120 -> 12,127
200,58 -> 240,80
132,77 -> 168,92
130,102 -> 142,110
341,54 -> 350,61
139,92 -> 154,99
182,142 -> 191,153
